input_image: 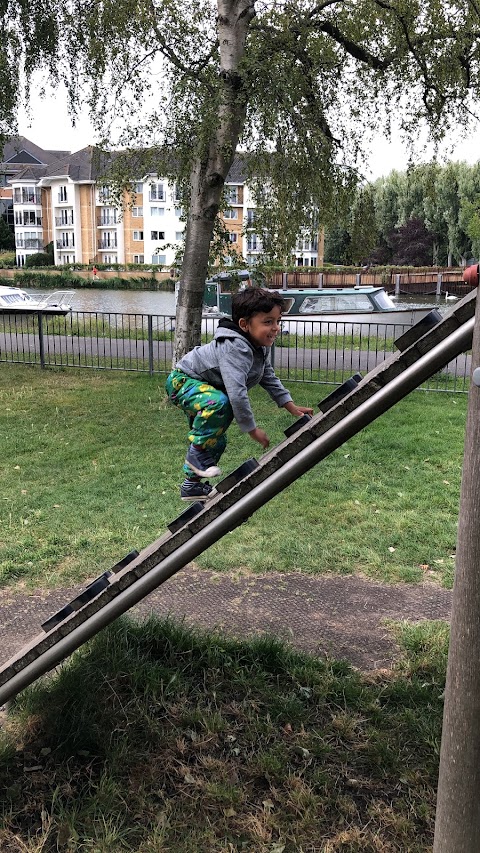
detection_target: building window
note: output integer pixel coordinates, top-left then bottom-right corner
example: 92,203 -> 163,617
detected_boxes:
16,210 -> 42,226
133,254 -> 144,264
225,187 -> 239,204
132,207 -> 143,217
175,231 -> 184,241
152,254 -> 166,265
150,230 -> 165,240
14,187 -> 42,205
99,185 -> 111,201
133,230 -> 144,241
247,234 -> 261,251
149,182 -> 165,201
59,185 -> 68,202
229,232 -> 238,243
57,232 -> 75,249
247,209 -> 255,225
174,207 -> 183,218
135,182 -> 143,194
56,209 -> 73,226
223,209 -> 237,220
296,235 -> 318,252
150,207 -> 165,216
99,231 -> 117,249
99,208 -> 117,226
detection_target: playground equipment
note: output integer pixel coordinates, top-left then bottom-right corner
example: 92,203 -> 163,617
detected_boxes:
0,292 -> 477,707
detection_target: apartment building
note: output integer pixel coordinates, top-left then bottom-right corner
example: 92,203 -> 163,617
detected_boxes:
0,137 -> 70,262
6,138 -> 319,268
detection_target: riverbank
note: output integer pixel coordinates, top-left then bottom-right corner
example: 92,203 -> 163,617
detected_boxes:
0,268 -> 176,291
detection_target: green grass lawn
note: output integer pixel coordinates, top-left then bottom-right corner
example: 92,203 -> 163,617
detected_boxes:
0,615 -> 449,853
0,363 -> 463,851
0,363 -> 466,590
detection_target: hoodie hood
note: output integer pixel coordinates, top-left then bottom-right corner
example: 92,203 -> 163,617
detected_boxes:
215,317 -> 263,351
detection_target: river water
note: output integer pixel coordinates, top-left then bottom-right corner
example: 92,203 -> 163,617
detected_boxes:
27,287 -> 177,315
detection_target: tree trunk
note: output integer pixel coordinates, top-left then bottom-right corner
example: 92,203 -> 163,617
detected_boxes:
173,0 -> 256,364
433,286 -> 480,851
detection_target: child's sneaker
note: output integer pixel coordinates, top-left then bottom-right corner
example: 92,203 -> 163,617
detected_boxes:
185,444 -> 222,478
180,479 -> 215,501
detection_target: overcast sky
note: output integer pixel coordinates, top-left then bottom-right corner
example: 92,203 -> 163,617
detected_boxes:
17,81 -> 480,181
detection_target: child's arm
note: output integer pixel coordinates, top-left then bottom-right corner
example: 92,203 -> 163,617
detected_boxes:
283,401 -> 314,418
248,427 -> 270,448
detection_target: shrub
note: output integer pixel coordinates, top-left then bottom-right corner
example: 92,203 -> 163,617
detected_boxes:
25,252 -> 54,268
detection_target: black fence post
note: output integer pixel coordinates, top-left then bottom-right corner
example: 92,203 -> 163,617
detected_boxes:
37,312 -> 45,368
147,315 -> 154,375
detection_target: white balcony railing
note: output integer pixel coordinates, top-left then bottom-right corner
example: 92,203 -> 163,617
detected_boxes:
98,241 -> 118,250
15,238 -> 44,250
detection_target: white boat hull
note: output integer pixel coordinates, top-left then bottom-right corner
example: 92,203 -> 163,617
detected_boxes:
200,305 -> 441,337
281,305 -> 438,333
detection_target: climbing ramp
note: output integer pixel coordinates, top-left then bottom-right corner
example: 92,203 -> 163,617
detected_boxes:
0,289 -> 476,707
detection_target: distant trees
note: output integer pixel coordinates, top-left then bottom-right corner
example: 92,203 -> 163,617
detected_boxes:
324,161 -> 480,267
0,215 -> 14,251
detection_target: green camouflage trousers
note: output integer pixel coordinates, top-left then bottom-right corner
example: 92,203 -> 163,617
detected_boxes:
166,369 -> 234,476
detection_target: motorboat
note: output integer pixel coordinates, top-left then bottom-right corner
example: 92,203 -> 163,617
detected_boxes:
0,285 -> 74,315
203,281 -> 440,329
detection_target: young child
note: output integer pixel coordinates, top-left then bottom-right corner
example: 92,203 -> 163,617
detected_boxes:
166,288 -> 313,501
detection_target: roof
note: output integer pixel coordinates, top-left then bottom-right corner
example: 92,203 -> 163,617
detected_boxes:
0,136 -> 70,170
226,153 -> 247,184
41,146 -> 117,182
8,165 -> 48,183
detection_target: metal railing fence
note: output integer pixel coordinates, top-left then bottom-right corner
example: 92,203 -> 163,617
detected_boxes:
0,310 -> 471,393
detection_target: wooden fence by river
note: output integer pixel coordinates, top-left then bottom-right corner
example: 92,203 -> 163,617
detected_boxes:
266,268 -> 470,296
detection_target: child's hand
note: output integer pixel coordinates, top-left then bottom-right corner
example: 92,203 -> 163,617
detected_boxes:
284,402 -> 314,418
248,427 -> 270,448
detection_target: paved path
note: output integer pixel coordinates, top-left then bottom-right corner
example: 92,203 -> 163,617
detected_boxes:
0,328 -> 470,379
0,567 -> 452,674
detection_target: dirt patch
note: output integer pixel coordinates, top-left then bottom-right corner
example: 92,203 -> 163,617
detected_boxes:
0,567 -> 452,674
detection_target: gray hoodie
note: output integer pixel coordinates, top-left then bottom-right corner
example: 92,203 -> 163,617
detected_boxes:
175,319 -> 293,433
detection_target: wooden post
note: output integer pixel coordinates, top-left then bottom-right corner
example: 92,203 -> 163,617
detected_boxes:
395,274 -> 401,296
437,273 -> 442,296
433,289 -> 480,851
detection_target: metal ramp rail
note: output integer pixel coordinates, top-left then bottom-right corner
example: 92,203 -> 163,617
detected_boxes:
0,289 -> 476,707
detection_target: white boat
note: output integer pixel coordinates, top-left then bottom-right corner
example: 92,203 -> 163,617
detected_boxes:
202,279 -> 443,333
0,286 -> 74,315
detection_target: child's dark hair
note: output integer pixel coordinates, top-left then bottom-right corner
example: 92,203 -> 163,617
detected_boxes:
231,287 -> 286,324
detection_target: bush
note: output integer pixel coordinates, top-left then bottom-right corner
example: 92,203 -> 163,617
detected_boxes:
25,252 -> 54,268
0,251 -> 15,268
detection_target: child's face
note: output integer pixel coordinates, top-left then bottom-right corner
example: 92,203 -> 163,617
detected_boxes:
239,306 -> 282,347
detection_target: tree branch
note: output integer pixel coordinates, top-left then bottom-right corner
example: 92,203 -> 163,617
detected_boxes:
148,0 -> 215,92
316,20 -> 390,70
